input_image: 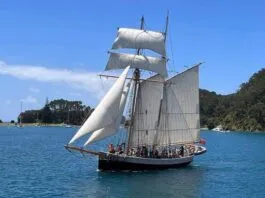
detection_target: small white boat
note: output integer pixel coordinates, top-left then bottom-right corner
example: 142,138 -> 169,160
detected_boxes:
212,125 -> 225,132
194,145 -> 207,156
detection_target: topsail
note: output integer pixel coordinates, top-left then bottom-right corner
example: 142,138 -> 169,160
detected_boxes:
68,66 -> 130,144
112,28 -> 166,56
105,52 -> 168,77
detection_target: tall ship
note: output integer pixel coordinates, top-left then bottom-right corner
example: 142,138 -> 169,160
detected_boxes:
65,15 -> 206,170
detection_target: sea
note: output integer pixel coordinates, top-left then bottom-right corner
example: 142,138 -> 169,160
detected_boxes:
1,126 -> 265,198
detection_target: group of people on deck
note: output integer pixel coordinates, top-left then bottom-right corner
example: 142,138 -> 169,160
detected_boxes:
128,145 -> 193,158
108,143 -> 125,154
108,143 -> 196,158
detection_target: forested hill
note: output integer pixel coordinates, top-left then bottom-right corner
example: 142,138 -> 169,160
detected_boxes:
19,99 -> 94,125
200,68 -> 265,131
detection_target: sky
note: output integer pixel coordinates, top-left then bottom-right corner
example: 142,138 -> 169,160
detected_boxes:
0,0 -> 265,121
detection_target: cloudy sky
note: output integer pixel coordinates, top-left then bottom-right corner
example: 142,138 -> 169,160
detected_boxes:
1,0 -> 265,121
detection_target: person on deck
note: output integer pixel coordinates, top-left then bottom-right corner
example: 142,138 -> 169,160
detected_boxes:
179,145 -> 184,157
108,144 -> 115,153
117,145 -> 123,154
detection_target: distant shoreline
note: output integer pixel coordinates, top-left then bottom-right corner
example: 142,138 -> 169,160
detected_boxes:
0,123 -> 80,127
0,123 -> 263,132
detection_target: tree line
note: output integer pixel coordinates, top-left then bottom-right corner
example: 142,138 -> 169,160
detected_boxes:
18,99 -> 94,125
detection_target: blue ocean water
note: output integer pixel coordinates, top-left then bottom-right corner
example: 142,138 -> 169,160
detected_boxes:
1,127 -> 265,198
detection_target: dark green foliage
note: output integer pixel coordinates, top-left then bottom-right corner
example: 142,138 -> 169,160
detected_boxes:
18,99 -> 94,125
200,68 -> 265,131
0,119 -> 2,123
10,120 -> 15,123
40,104 -> 52,123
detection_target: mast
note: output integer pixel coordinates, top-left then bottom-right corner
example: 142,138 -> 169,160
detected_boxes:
126,16 -> 144,152
164,11 -> 169,45
152,13 -> 169,149
164,12 -> 170,147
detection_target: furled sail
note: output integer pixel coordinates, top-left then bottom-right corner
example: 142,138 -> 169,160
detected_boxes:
68,66 -> 130,144
84,82 -> 131,145
128,75 -> 164,148
105,52 -> 168,77
154,66 -> 200,146
112,28 -> 166,56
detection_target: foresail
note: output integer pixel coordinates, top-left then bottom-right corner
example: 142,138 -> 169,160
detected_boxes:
84,82 -> 131,145
112,28 -> 166,56
128,75 -> 164,148
105,52 -> 168,77
155,66 -> 200,146
68,66 -> 130,144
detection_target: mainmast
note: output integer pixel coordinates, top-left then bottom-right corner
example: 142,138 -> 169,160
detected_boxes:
126,16 -> 145,152
164,11 -> 169,45
153,13 -> 169,149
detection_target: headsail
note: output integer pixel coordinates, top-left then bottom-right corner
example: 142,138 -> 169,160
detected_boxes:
128,75 -> 164,148
105,52 -> 168,77
112,28 -> 166,56
84,82 -> 131,145
154,66 -> 200,146
68,66 -> 130,144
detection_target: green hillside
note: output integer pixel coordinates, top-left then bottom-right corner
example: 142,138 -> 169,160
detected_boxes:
200,68 -> 265,131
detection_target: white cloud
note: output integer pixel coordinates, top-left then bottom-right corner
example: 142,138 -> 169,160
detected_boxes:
29,87 -> 40,93
5,100 -> 12,105
20,96 -> 37,104
0,61 -> 113,99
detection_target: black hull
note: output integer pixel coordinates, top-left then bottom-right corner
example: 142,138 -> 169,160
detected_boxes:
98,159 -> 192,170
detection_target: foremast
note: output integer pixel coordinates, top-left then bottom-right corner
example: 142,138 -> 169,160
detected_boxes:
127,14 -> 169,152
126,16 -> 144,153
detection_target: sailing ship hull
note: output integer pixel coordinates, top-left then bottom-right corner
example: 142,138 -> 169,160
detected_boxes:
98,152 -> 193,170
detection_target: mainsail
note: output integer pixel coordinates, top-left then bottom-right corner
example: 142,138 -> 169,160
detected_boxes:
68,66 -> 130,144
128,66 -> 200,148
128,75 -> 164,148
154,66 -> 200,146
112,28 -> 166,56
84,82 -> 131,145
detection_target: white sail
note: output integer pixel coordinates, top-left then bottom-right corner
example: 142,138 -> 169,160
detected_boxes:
84,82 -> 130,145
128,75 -> 164,148
112,28 -> 166,56
105,52 -> 167,77
68,66 -> 130,144
155,66 -> 200,146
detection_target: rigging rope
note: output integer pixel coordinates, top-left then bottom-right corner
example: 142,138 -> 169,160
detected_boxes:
168,23 -> 177,74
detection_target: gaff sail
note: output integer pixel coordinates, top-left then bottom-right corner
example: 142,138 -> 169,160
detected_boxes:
154,66 -> 200,146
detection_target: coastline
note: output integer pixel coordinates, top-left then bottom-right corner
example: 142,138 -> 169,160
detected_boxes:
0,123 -> 80,127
